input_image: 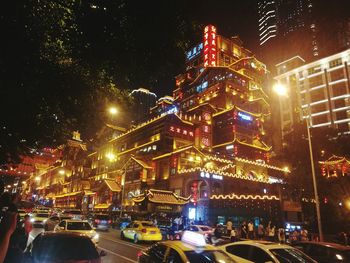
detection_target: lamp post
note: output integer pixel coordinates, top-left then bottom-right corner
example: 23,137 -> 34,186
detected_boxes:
119,170 -> 126,218
274,84 -> 324,241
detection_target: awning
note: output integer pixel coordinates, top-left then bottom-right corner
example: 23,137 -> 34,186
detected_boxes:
104,179 -> 121,192
133,189 -> 190,205
54,191 -> 82,199
94,203 -> 111,209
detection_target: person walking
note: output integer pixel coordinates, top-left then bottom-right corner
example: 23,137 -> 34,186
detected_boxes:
230,227 -> 237,242
278,227 -> 286,244
241,221 -> 248,239
257,222 -> 264,240
268,225 -> 275,242
248,221 -> 254,239
226,218 -> 233,236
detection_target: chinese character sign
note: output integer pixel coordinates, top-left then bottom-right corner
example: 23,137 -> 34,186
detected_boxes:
203,25 -> 217,67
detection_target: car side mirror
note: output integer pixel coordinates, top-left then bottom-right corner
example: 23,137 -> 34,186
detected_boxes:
100,250 -> 107,257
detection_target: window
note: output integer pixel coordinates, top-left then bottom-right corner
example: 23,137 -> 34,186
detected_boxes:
58,221 -> 66,228
225,244 -> 250,260
329,69 -> 345,82
185,250 -> 235,263
270,248 -> 315,263
166,248 -> 182,263
133,223 -> 139,228
329,58 -> 342,68
148,244 -> 167,263
250,247 -> 273,263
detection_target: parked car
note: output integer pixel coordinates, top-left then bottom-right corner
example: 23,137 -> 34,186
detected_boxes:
23,232 -> 105,263
220,240 -> 316,263
91,214 -> 111,231
121,220 -> 162,243
292,241 -> 350,263
54,219 -> 99,244
30,212 -> 50,224
62,209 -> 84,220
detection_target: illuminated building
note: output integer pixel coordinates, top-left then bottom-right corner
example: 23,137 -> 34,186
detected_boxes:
258,0 -> 350,69
274,49 -> 350,139
130,88 -> 157,124
88,25 -> 293,224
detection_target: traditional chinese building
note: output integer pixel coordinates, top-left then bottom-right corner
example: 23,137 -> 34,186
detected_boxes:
90,25 -> 292,225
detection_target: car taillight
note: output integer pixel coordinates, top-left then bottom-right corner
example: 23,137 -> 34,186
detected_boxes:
108,220 -> 112,224
137,251 -> 143,258
141,228 -> 147,233
95,219 -> 100,224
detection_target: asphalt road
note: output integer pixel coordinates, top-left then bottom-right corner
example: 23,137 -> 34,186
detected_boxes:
97,229 -> 151,263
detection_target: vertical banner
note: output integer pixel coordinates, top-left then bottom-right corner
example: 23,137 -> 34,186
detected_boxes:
203,25 -> 217,67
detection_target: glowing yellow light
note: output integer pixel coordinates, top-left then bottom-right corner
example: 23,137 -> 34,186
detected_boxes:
59,169 -> 65,175
188,156 -> 194,162
345,199 -> 350,210
273,83 -> 288,97
35,176 -> 41,182
105,152 -> 116,161
283,166 -> 290,172
109,107 -> 118,115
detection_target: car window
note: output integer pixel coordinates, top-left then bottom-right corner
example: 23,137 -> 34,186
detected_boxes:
36,213 -> 50,217
166,248 -> 183,263
200,226 -> 211,231
148,244 -> 167,262
185,250 -> 235,263
133,223 -> 139,228
270,248 -> 315,263
191,226 -> 199,231
32,235 -> 99,261
67,222 -> 92,230
225,244 -> 250,260
141,222 -> 155,227
50,216 -> 59,221
250,246 -> 273,263
59,221 -> 66,228
95,215 -> 109,220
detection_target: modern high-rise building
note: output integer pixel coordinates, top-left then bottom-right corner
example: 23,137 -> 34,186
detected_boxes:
129,88 -> 157,123
257,0 -> 350,69
274,49 -> 350,140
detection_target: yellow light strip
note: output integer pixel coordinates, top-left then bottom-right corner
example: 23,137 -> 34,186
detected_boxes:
118,138 -> 160,156
178,167 -> 270,183
235,157 -> 290,173
210,193 -> 279,200
213,105 -> 262,117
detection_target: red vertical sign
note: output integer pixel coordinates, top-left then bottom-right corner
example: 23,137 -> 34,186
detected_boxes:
203,25 -> 217,67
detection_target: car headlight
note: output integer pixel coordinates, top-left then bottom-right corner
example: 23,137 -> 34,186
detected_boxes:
93,233 -> 99,240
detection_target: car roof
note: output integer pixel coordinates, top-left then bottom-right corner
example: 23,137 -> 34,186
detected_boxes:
295,241 -> 350,251
220,240 -> 293,250
161,240 -> 218,252
192,225 -> 211,228
40,231 -> 91,238
63,220 -> 89,223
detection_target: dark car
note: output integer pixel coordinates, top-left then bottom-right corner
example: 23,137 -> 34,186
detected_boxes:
293,241 -> 350,263
92,214 -> 111,231
23,232 -> 105,263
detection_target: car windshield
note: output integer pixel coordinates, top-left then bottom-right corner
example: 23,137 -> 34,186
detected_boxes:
185,250 -> 235,263
200,226 -> 211,231
270,248 -> 315,263
141,222 -> 155,227
66,222 -> 92,230
60,216 -> 72,220
36,213 -> 50,218
95,215 -> 109,220
32,235 -> 99,261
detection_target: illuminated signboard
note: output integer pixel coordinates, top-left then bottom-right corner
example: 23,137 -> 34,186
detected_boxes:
169,126 -> 194,137
203,25 -> 217,67
186,43 -> 204,61
200,171 -> 223,180
238,112 -> 253,122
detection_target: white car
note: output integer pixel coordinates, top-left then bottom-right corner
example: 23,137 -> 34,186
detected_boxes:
54,220 -> 99,244
30,212 -> 51,224
184,225 -> 214,236
219,240 -> 316,263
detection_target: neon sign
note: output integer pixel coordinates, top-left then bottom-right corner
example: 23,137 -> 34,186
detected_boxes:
203,25 -> 217,67
200,171 -> 223,180
186,43 -> 203,61
238,112 -> 253,121
169,126 -> 194,137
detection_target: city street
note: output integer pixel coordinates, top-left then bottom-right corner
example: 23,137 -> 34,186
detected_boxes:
97,229 -> 150,263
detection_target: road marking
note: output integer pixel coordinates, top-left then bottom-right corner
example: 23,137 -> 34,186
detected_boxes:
98,246 -> 138,263
100,235 -> 146,250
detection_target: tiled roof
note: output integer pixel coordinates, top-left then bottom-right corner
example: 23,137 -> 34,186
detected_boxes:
133,189 -> 190,205
104,179 -> 121,192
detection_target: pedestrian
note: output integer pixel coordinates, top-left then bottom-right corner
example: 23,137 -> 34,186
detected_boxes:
0,212 -> 18,263
230,227 -> 237,242
226,218 -> 233,236
300,229 -> 308,241
248,221 -> 254,239
241,221 -> 248,239
268,225 -> 275,242
258,222 -> 264,240
278,227 -> 285,244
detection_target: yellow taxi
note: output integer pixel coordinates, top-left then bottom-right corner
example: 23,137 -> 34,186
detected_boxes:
138,231 -> 236,262
120,220 -> 162,243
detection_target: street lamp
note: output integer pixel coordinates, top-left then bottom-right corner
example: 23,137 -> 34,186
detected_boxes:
108,106 -> 118,115
59,169 -> 65,175
35,176 -> 41,182
274,83 -> 324,241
